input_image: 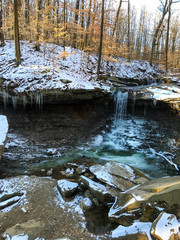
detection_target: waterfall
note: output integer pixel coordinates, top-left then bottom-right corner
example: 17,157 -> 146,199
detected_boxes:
114,90 -> 128,121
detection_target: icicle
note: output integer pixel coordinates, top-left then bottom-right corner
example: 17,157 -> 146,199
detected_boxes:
30,93 -> 33,107
35,92 -> 44,109
131,91 -> 136,115
12,96 -> 17,109
23,95 -> 27,109
35,93 -> 40,107
3,90 -> 8,109
153,98 -> 157,106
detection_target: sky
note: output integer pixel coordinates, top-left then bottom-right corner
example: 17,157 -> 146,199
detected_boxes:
130,0 -> 159,12
129,0 -> 180,15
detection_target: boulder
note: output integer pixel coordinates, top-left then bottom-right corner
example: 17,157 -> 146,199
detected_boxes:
80,197 -> 94,212
150,212 -> 180,240
90,162 -> 149,191
112,221 -> 152,239
109,176 -> 180,224
0,115 -> 8,161
80,176 -> 115,205
57,180 -> 78,197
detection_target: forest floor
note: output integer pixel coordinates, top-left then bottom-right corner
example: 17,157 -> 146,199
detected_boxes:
0,40 -> 163,94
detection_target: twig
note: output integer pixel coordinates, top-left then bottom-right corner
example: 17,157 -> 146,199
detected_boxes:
156,152 -> 179,171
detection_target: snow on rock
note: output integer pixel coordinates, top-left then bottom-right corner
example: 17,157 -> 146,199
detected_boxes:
0,40 -> 162,97
0,115 -> 8,161
80,197 -> 94,212
144,84 -> 180,101
89,162 -> 148,191
57,179 -> 78,197
112,221 -> 152,239
150,212 -> 180,240
80,175 -> 115,205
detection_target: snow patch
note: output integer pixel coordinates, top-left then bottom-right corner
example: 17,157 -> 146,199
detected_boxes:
0,115 -> 8,147
112,221 -> 152,239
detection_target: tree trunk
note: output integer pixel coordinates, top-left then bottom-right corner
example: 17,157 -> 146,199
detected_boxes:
0,0 -> 5,46
165,0 -> 171,72
112,0 -> 122,37
14,0 -> 21,65
72,0 -> 80,48
84,0 -> 92,47
149,0 -> 168,65
25,0 -> 30,25
97,0 -> 104,76
63,0 -> 66,51
127,0 -> 131,61
80,0 -> 84,49
35,0 -> 42,51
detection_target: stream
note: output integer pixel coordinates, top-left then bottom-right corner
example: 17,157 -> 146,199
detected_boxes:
0,91 -> 180,179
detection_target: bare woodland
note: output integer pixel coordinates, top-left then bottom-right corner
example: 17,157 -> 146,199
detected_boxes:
0,0 -> 180,72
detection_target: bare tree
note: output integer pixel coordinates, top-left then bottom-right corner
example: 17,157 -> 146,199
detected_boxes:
35,0 -> 42,51
0,0 -> 5,46
97,0 -> 105,76
165,0 -> 180,72
112,0 -> 123,37
150,0 -> 169,65
14,0 -> 21,64
127,0 -> 131,61
84,0 -> 92,47
72,0 -> 80,48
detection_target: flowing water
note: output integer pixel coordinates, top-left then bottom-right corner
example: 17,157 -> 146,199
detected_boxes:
0,91 -> 180,178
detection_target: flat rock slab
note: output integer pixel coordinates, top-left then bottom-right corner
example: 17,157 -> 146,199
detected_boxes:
90,162 -> 149,191
0,115 -> 8,161
109,176 -> 180,223
80,175 -> 115,205
0,176 -> 96,240
129,83 -> 180,113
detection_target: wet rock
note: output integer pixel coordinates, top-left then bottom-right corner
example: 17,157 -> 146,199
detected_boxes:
89,162 -> 149,191
80,197 -> 94,212
57,179 -> 78,197
150,212 -> 180,240
80,176 -> 115,205
0,115 -> 8,161
109,176 -> 180,224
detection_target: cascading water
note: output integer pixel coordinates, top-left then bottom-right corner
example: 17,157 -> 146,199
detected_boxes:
114,90 -> 128,122
103,90 -> 129,150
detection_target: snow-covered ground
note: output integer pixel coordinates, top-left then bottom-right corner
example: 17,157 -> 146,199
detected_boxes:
145,84 -> 180,101
0,40 -> 162,94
